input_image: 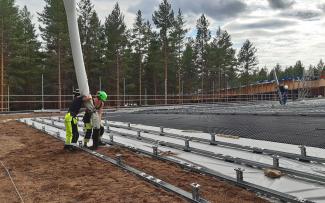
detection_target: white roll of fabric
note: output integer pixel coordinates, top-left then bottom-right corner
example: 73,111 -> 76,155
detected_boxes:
63,0 -> 89,96
63,0 -> 99,127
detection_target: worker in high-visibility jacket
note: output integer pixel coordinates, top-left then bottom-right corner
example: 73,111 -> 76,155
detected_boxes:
83,91 -> 107,150
64,89 -> 92,150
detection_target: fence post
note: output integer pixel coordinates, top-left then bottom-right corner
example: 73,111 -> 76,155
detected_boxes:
7,85 -> 9,111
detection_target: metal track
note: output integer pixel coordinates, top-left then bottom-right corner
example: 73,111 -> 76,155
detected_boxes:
22,119 -> 208,203
108,129 -> 325,185
25,118 -> 313,203
101,139 -> 312,203
36,117 -> 325,185
108,123 -> 325,163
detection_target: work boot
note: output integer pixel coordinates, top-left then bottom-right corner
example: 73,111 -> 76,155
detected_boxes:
91,129 -> 100,150
63,144 -> 70,150
64,144 -> 74,152
98,137 -> 105,146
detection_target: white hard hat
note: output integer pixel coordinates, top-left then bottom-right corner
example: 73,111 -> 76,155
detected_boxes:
284,85 -> 288,89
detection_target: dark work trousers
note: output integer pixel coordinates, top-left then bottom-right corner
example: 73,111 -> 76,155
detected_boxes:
71,118 -> 79,143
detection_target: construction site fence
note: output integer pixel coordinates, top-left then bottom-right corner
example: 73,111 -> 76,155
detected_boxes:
0,91 -> 318,111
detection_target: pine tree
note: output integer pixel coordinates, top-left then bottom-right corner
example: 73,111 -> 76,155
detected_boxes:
132,10 -> 148,105
209,27 -> 237,89
78,0 -> 103,92
39,0 -> 72,109
103,3 -> 127,105
195,14 -> 210,95
152,0 -> 174,104
317,59 -> 325,73
182,38 -> 197,94
9,6 -> 41,95
0,0 -> 20,110
170,9 -> 187,99
293,60 -> 304,78
144,31 -> 163,101
257,67 -> 268,81
237,39 -> 258,85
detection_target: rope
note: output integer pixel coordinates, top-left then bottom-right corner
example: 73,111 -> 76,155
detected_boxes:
0,160 -> 25,203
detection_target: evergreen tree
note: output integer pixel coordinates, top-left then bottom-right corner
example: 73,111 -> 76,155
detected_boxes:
39,0 -> 72,109
238,39 -> 258,85
132,10 -> 147,104
144,31 -> 163,100
195,14 -> 210,94
208,27 -> 237,89
103,3 -> 127,103
293,60 -> 304,78
9,6 -> 41,95
0,1 -> 41,110
317,59 -> 325,70
170,9 -> 187,97
152,0 -> 174,104
257,67 -> 268,81
0,0 -> 20,110
182,38 -> 197,94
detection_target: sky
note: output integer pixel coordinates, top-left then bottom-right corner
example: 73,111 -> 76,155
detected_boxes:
15,0 -> 325,70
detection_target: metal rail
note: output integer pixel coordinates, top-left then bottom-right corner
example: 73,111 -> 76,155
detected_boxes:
23,118 -> 208,203
108,122 -> 325,163
38,117 -> 325,185
108,129 -> 325,185
103,139 -> 312,203
25,118 -> 312,203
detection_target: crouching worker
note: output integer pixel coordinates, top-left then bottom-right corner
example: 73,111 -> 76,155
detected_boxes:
82,110 -> 92,148
64,89 -> 92,150
85,91 -> 107,150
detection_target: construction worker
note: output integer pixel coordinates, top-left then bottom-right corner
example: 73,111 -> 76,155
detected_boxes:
283,85 -> 288,105
64,89 -> 92,150
83,91 -> 107,150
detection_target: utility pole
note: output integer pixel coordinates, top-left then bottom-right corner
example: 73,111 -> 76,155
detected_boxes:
178,68 -> 181,104
123,77 -> 126,106
213,81 -> 215,103
164,43 -> 168,105
182,80 -> 184,104
1,17 -> 4,112
145,88 -> 147,106
139,55 -> 142,106
116,52 -> 120,107
42,74 -> 44,110
7,85 -> 9,111
219,68 -> 221,102
201,74 -> 204,103
58,42 -> 62,110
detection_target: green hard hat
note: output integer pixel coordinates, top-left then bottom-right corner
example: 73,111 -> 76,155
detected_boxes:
97,91 -> 108,101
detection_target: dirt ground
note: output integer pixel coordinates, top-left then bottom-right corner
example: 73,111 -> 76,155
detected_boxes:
0,113 -> 269,203
0,115 -> 184,203
98,147 -> 268,203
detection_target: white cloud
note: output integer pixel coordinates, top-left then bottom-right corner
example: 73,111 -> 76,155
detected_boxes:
14,0 -> 325,70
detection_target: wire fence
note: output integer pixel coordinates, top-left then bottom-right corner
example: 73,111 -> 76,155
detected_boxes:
0,91 -> 316,111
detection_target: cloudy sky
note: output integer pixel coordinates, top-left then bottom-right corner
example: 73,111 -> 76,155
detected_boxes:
15,0 -> 325,70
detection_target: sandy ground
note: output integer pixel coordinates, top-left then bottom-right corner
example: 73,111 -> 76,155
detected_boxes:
0,113 -> 269,203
